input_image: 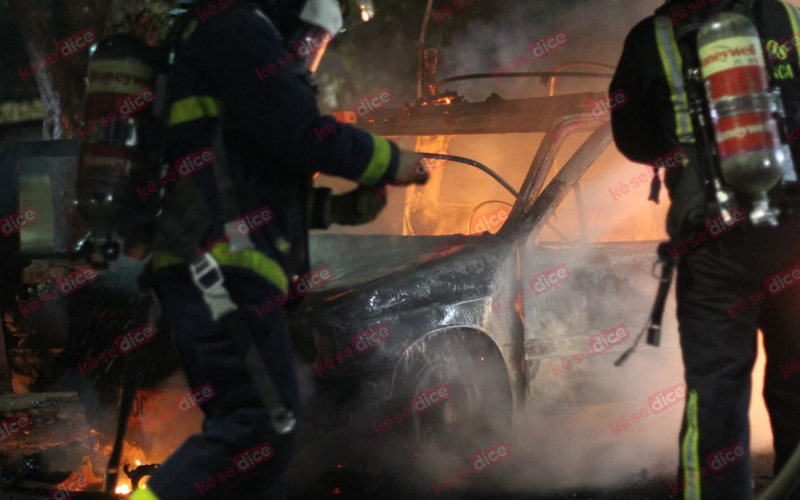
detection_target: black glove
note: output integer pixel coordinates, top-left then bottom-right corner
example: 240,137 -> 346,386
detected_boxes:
309,186 -> 388,229
330,185 -> 388,226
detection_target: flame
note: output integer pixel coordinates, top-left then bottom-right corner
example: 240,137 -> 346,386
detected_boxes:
135,460 -> 142,466
425,96 -> 454,106
115,484 -> 131,494
751,333 -> 774,453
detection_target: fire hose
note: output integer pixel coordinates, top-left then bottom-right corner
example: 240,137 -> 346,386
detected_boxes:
416,152 -> 525,203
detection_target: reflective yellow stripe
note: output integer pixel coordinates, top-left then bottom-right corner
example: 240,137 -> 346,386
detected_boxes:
211,242 -> 289,293
655,16 -> 696,144
152,250 -> 184,269
168,96 -> 222,127
782,3 -> 800,67
152,242 -> 290,294
357,135 -> 392,186
682,389 -> 701,500
129,486 -> 162,500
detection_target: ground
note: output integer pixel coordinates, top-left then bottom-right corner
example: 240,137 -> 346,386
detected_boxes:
285,454 -> 777,499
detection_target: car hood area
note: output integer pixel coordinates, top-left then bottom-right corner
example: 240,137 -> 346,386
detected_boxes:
286,232 -> 522,378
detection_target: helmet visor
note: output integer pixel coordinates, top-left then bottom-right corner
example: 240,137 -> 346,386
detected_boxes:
296,0 -> 375,73
293,29 -> 334,75
299,0 -> 343,35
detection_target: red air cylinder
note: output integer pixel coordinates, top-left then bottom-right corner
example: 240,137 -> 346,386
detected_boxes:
698,12 -> 791,196
76,34 -> 159,235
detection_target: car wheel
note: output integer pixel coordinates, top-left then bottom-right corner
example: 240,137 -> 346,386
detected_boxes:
392,329 -> 512,457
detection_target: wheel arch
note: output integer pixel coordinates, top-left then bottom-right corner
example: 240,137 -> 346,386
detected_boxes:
387,326 -> 513,405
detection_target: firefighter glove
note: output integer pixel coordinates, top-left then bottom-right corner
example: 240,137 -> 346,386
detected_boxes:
394,149 -> 432,186
311,186 -> 387,229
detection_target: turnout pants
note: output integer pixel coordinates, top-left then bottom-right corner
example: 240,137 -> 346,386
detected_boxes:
144,267 -> 299,500
675,213 -> 800,500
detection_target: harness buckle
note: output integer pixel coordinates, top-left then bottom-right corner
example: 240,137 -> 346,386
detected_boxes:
190,254 -> 225,293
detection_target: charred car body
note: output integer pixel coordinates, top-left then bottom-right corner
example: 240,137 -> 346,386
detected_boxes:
0,66 -> 681,486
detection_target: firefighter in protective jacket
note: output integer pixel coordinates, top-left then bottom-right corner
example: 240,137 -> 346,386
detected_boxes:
129,1 -> 428,499
611,0 -> 800,498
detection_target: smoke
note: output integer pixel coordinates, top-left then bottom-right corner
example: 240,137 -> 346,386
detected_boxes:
435,0 -> 664,102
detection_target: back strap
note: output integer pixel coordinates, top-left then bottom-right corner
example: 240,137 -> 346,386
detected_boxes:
654,15 -> 696,145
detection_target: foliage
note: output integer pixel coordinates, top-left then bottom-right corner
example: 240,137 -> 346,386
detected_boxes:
103,0 -> 181,45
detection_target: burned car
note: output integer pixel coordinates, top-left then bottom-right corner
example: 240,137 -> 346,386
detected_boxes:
0,66 -> 683,494
286,69 -> 681,459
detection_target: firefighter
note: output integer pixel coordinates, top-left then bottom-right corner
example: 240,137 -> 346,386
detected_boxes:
610,0 -> 800,498
128,1 -> 428,499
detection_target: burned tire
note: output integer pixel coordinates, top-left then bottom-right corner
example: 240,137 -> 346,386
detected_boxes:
391,329 -> 512,456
